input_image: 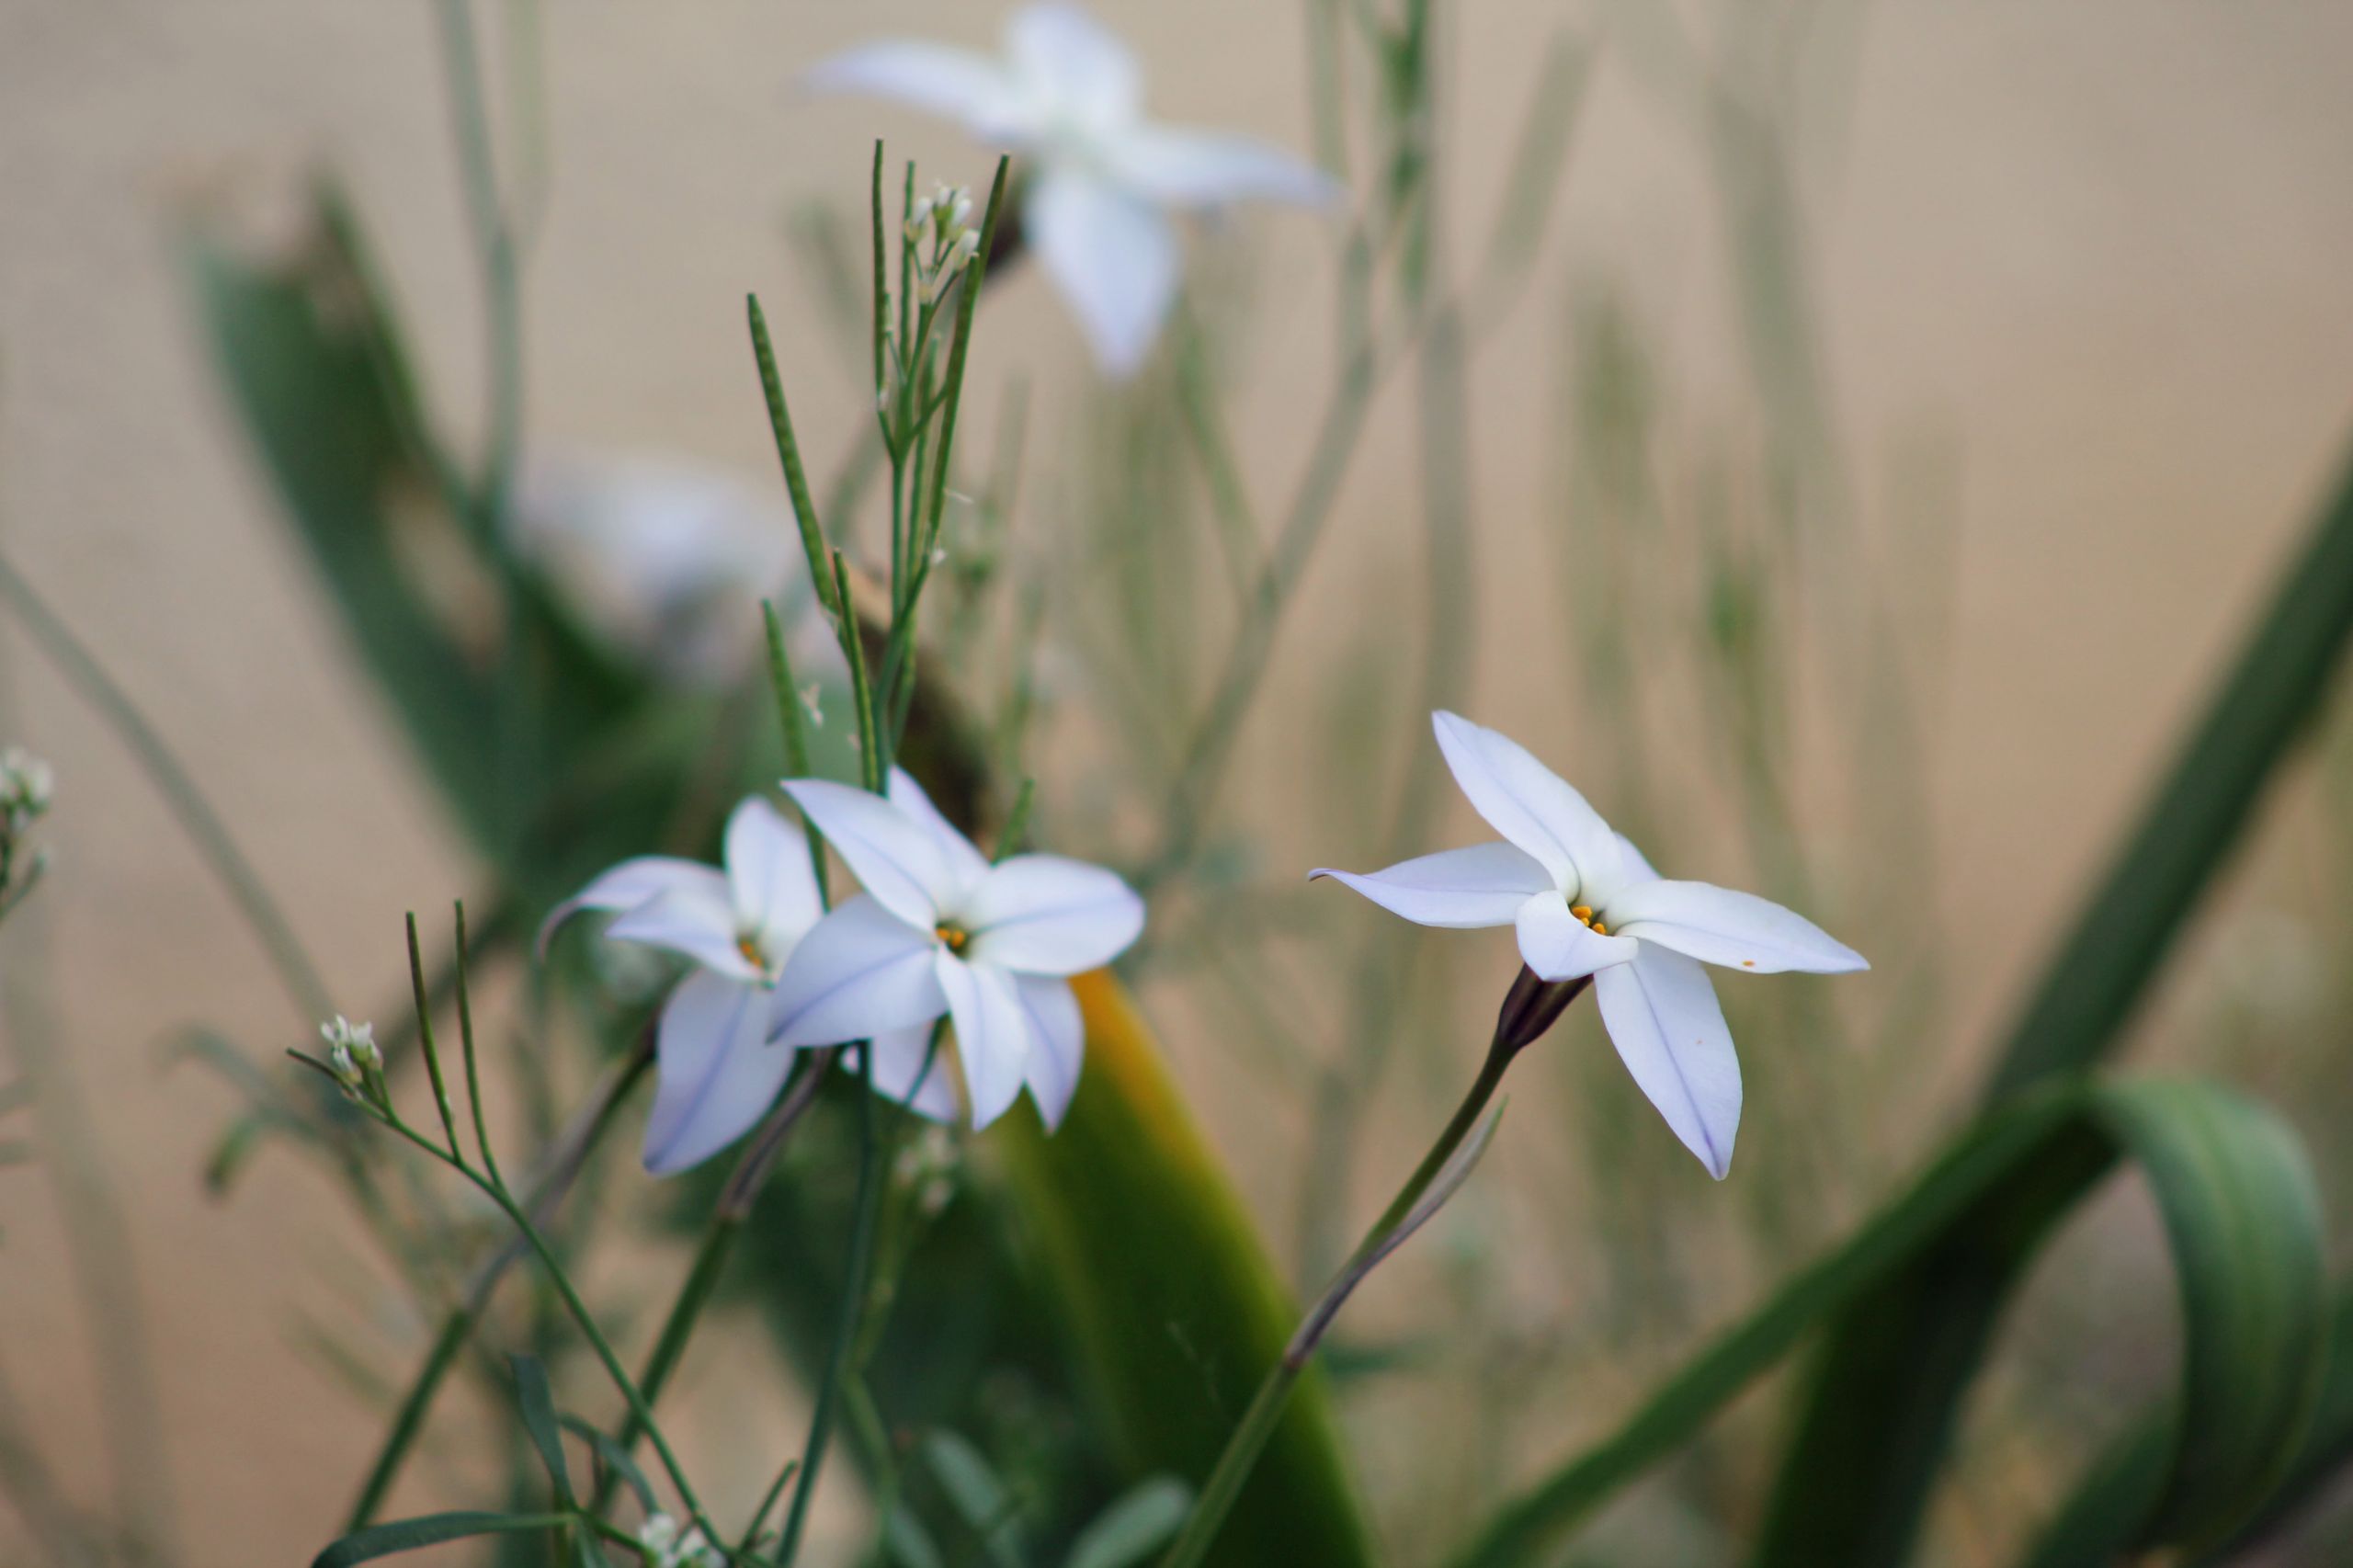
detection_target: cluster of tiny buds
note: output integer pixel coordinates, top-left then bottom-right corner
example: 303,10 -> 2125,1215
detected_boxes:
637,1512 -> 722,1568
321,1014 -> 381,1090
0,747 -> 53,833
910,182 -> 983,306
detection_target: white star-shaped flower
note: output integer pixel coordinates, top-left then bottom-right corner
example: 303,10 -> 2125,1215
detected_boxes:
540,797 -> 824,1175
770,767 -> 1143,1131
808,1 -> 1336,375
1313,712 -> 1868,1178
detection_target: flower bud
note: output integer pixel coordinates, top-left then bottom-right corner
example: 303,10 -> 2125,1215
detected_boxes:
1492,965 -> 1591,1059
0,747 -> 53,828
322,1015 -> 380,1075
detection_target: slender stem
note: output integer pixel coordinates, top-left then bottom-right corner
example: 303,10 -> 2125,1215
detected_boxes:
748,296 -> 837,619
404,914 -> 464,1157
433,0 -> 524,528
0,550 -> 334,1024
344,1041 -> 653,1528
1160,1038 -> 1518,1568
773,1049 -> 886,1565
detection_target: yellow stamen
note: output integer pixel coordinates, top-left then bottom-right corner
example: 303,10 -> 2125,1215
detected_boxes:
737,936 -> 764,968
936,923 -> 970,953
1590,920 -> 1608,937
1570,904 -> 1593,923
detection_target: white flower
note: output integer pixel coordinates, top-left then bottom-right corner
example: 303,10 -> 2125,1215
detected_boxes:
769,767 -> 1142,1131
809,1 -> 1336,376
509,452 -> 840,687
1312,712 -> 1868,1179
540,797 -> 825,1175
636,1512 -> 721,1568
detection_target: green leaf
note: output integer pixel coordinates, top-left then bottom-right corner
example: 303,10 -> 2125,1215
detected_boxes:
507,1354 -> 574,1507
1750,441 -> 2353,1568
1065,1476 -> 1192,1568
310,1511 -> 566,1568
560,1414 -> 655,1514
995,972 -> 1376,1568
922,1429 -> 1027,1568
1449,1077 -> 2327,1568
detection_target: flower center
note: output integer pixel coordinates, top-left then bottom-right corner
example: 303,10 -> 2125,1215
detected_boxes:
1569,903 -> 1610,937
935,922 -> 971,954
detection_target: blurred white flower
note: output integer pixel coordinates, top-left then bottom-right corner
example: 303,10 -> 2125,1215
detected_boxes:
509,452 -> 839,687
810,1 -> 1336,375
0,746 -> 52,828
1313,712 -> 1868,1179
636,1512 -> 722,1568
540,797 -> 825,1175
770,767 -> 1142,1131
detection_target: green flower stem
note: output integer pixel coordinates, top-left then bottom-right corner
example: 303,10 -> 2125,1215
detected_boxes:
1160,1038 -> 1517,1568
773,1047 -> 887,1566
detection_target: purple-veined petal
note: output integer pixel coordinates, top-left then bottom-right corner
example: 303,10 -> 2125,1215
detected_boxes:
781,779 -> 954,928
1431,711 -> 1627,901
965,853 -> 1144,975
642,969 -> 793,1176
1309,842 -> 1551,929
803,42 -> 1029,140
1015,974 -> 1084,1130
725,796 -> 823,957
1029,168 -> 1180,378
938,954 -> 1034,1130
606,888 -> 759,982
1515,892 -> 1639,982
537,857 -> 730,958
1606,880 -> 1869,975
855,1025 -> 961,1123
768,895 -> 948,1048
1005,1 -> 1138,131
1105,125 -> 1338,209
888,767 -> 991,904
1593,946 -> 1742,1179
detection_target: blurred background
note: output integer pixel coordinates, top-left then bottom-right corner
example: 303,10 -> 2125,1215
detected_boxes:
4,1 -> 2352,1562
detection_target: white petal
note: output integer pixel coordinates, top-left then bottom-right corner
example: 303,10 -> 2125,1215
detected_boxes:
1605,880 -> 1869,975
937,954 -> 1032,1130
642,970 -> 794,1176
1515,892 -> 1639,982
1310,842 -> 1551,929
857,1026 -> 961,1123
538,857 -> 730,958
1015,974 -> 1084,1130
768,895 -> 948,1048
1005,2 -> 1138,131
803,42 -> 1029,140
1594,947 -> 1742,1179
1431,711 -> 1627,901
1104,126 -> 1338,210
725,796 -> 823,956
964,854 -> 1145,975
1029,168 -> 1180,378
606,888 -> 759,981
887,767 -> 991,905
780,779 -> 954,928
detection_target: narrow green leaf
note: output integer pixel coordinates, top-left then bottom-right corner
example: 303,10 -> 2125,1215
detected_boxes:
507,1354 -> 574,1506
1066,1477 -> 1192,1568
310,1511 -> 566,1568
560,1414 -> 655,1514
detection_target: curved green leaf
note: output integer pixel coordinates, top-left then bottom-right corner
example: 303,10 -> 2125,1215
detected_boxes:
1752,439 -> 2353,1568
507,1354 -> 574,1507
1450,1076 -> 2326,1568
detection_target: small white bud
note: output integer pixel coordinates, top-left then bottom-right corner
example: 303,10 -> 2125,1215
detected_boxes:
929,547 -> 948,567
0,747 -> 52,826
638,1513 -> 681,1558
322,1015 -> 380,1074
798,683 -> 825,729
328,1040 -> 361,1090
